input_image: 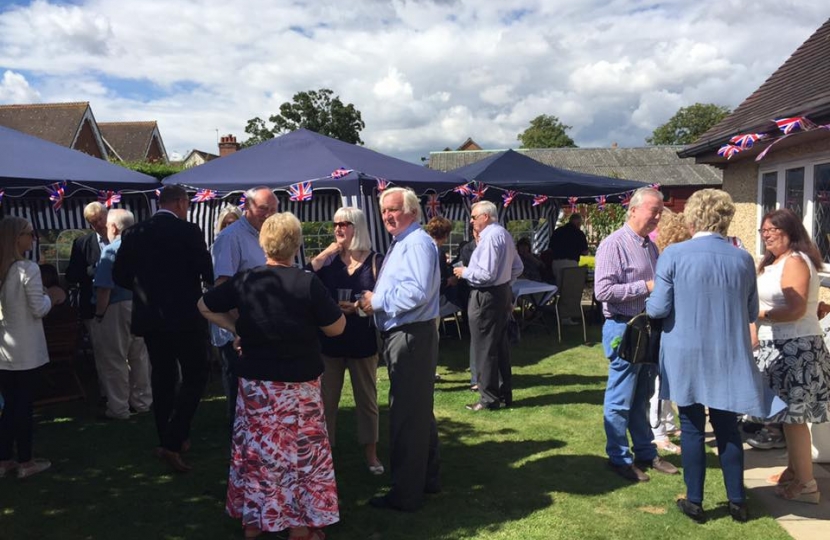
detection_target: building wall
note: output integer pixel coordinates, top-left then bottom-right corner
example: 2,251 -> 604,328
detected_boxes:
147,136 -> 164,163
73,119 -> 104,159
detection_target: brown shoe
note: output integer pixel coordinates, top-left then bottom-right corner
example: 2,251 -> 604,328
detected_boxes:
607,461 -> 649,482
637,456 -> 678,475
160,449 -> 192,473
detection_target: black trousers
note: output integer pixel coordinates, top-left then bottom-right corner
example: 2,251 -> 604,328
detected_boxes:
143,330 -> 209,452
468,284 -> 513,407
0,368 -> 40,463
381,320 -> 441,510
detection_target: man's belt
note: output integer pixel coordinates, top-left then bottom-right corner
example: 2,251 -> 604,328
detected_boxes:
469,282 -> 510,293
378,319 -> 434,340
607,314 -> 633,324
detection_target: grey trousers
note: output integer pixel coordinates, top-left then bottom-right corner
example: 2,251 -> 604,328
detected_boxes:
381,320 -> 441,510
469,284 -> 513,407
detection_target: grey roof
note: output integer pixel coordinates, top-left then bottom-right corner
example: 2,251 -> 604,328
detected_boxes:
429,146 -> 722,187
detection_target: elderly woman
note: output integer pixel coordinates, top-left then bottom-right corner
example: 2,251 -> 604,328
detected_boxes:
754,208 -> 830,504
646,189 -> 784,523
309,207 -> 384,475
214,205 -> 242,236
0,218 -> 62,479
199,212 -> 345,540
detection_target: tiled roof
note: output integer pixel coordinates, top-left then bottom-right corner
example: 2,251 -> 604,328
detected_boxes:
682,18 -> 830,157
0,102 -> 89,147
429,146 -> 721,187
98,121 -> 160,162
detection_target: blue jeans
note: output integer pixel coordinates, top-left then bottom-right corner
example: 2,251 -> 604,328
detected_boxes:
602,319 -> 657,466
679,404 -> 745,505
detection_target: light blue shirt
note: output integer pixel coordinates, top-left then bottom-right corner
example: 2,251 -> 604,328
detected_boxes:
212,216 -> 266,280
211,216 -> 265,346
93,237 -> 131,305
462,222 -> 523,287
371,223 -> 441,332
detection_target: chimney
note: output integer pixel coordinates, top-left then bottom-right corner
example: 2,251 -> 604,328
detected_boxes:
611,142 -> 618,149
219,134 -> 240,157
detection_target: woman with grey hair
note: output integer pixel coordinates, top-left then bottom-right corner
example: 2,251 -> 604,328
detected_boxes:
214,205 -> 242,236
199,212 -> 345,540
646,189 -> 784,523
309,207 -> 385,475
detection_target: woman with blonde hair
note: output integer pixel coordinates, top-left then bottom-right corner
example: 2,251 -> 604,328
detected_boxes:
214,205 -> 242,236
200,212 -> 345,540
755,208 -> 830,504
647,189 -> 784,522
0,217 -> 62,479
309,207 -> 385,475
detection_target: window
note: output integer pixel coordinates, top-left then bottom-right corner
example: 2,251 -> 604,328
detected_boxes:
762,172 -> 777,215
37,229 -> 87,274
785,167 -> 805,218
813,163 -> 830,263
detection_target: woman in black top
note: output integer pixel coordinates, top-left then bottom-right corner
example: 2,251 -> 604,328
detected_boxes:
309,207 -> 384,475
199,212 -> 345,540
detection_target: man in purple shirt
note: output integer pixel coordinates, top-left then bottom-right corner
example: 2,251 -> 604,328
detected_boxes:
594,187 -> 678,482
454,201 -> 523,411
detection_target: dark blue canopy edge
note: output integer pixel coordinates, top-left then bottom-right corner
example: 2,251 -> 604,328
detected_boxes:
449,149 -> 649,199
163,128 -> 468,197
0,125 -> 159,194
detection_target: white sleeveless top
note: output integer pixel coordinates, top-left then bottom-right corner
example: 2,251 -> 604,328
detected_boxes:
757,251 -> 821,341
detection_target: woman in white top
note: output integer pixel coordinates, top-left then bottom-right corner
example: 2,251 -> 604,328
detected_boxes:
755,209 -> 830,504
0,217 -> 61,479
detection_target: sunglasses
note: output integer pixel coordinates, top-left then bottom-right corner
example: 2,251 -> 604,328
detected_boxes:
333,221 -> 353,228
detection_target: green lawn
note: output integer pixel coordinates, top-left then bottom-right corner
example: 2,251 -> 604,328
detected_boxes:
0,326 -> 792,540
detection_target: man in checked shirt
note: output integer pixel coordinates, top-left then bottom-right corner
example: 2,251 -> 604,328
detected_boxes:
594,187 -> 679,482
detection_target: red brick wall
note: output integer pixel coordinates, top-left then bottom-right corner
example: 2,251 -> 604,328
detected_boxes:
73,120 -> 104,159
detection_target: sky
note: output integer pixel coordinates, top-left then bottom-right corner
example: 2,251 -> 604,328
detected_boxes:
0,0 -> 828,163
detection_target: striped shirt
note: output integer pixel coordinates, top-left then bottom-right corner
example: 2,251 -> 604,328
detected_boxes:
594,223 -> 658,318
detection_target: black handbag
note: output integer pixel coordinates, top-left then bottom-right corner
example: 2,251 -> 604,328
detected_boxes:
617,312 -> 661,364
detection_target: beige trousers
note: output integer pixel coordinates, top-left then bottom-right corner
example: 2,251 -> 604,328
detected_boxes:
90,301 -> 152,419
320,353 -> 379,447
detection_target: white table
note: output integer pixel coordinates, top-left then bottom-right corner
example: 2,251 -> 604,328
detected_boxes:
511,279 -> 558,329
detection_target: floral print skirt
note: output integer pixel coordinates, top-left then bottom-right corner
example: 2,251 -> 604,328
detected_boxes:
226,377 -> 339,532
757,335 -> 830,424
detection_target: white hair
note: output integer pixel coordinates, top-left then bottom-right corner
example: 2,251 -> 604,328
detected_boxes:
106,209 -> 135,233
380,187 -> 422,221
333,207 -> 373,251
627,187 -> 663,218
471,200 -> 498,220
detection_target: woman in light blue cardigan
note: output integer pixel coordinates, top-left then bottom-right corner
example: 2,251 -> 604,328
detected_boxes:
646,189 -> 784,524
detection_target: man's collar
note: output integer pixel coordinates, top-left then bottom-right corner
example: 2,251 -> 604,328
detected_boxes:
155,209 -> 179,218
392,221 -> 420,242
623,223 -> 652,247
239,216 -> 258,235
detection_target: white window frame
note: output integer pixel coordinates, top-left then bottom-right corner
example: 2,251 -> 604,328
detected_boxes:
757,151 -> 830,267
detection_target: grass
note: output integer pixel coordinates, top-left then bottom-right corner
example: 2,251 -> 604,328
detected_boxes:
0,325 -> 792,540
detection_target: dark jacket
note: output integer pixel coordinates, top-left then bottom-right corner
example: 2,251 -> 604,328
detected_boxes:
65,232 -> 102,319
112,211 -> 213,336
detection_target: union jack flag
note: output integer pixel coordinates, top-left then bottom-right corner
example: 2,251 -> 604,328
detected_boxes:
97,190 -> 122,208
154,188 -> 161,198
454,183 -> 473,196
717,144 -> 741,160
237,194 -> 246,210
595,195 -> 606,211
729,133 -> 765,150
330,168 -> 353,179
620,191 -> 633,208
191,189 -> 217,202
502,190 -> 517,208
472,182 -> 488,202
47,182 -> 66,211
775,116 -> 810,135
376,178 -> 389,192
0,189 -> 4,207
648,183 -> 661,190
568,196 -> 578,213
532,194 -> 548,207
425,193 -> 441,218
289,181 -> 313,201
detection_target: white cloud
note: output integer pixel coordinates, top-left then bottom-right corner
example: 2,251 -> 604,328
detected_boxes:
0,70 -> 40,102
0,0 -> 826,161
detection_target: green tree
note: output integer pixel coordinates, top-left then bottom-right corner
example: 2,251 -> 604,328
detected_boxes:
646,103 -> 730,145
243,88 -> 365,147
517,114 -> 577,148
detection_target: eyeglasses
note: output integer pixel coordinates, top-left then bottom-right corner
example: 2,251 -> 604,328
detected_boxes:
333,221 -> 353,228
470,214 -> 483,221
758,227 -> 781,235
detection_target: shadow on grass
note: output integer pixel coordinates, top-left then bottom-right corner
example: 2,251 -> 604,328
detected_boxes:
328,416 -> 635,540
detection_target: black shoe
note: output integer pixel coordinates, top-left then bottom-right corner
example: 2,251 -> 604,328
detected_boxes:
368,495 -> 413,511
636,456 -> 679,475
499,392 -> 513,408
728,501 -> 748,523
424,483 -> 442,494
677,498 -> 706,523
607,461 -> 649,482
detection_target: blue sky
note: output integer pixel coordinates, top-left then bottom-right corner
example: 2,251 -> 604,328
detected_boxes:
0,0 -> 828,162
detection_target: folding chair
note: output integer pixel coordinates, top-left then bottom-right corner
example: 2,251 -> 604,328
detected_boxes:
439,297 -> 463,338
554,266 -> 589,343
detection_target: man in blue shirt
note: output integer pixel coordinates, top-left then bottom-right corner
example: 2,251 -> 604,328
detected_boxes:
91,209 -> 152,421
211,186 -> 278,427
358,187 -> 441,512
454,201 -> 523,411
